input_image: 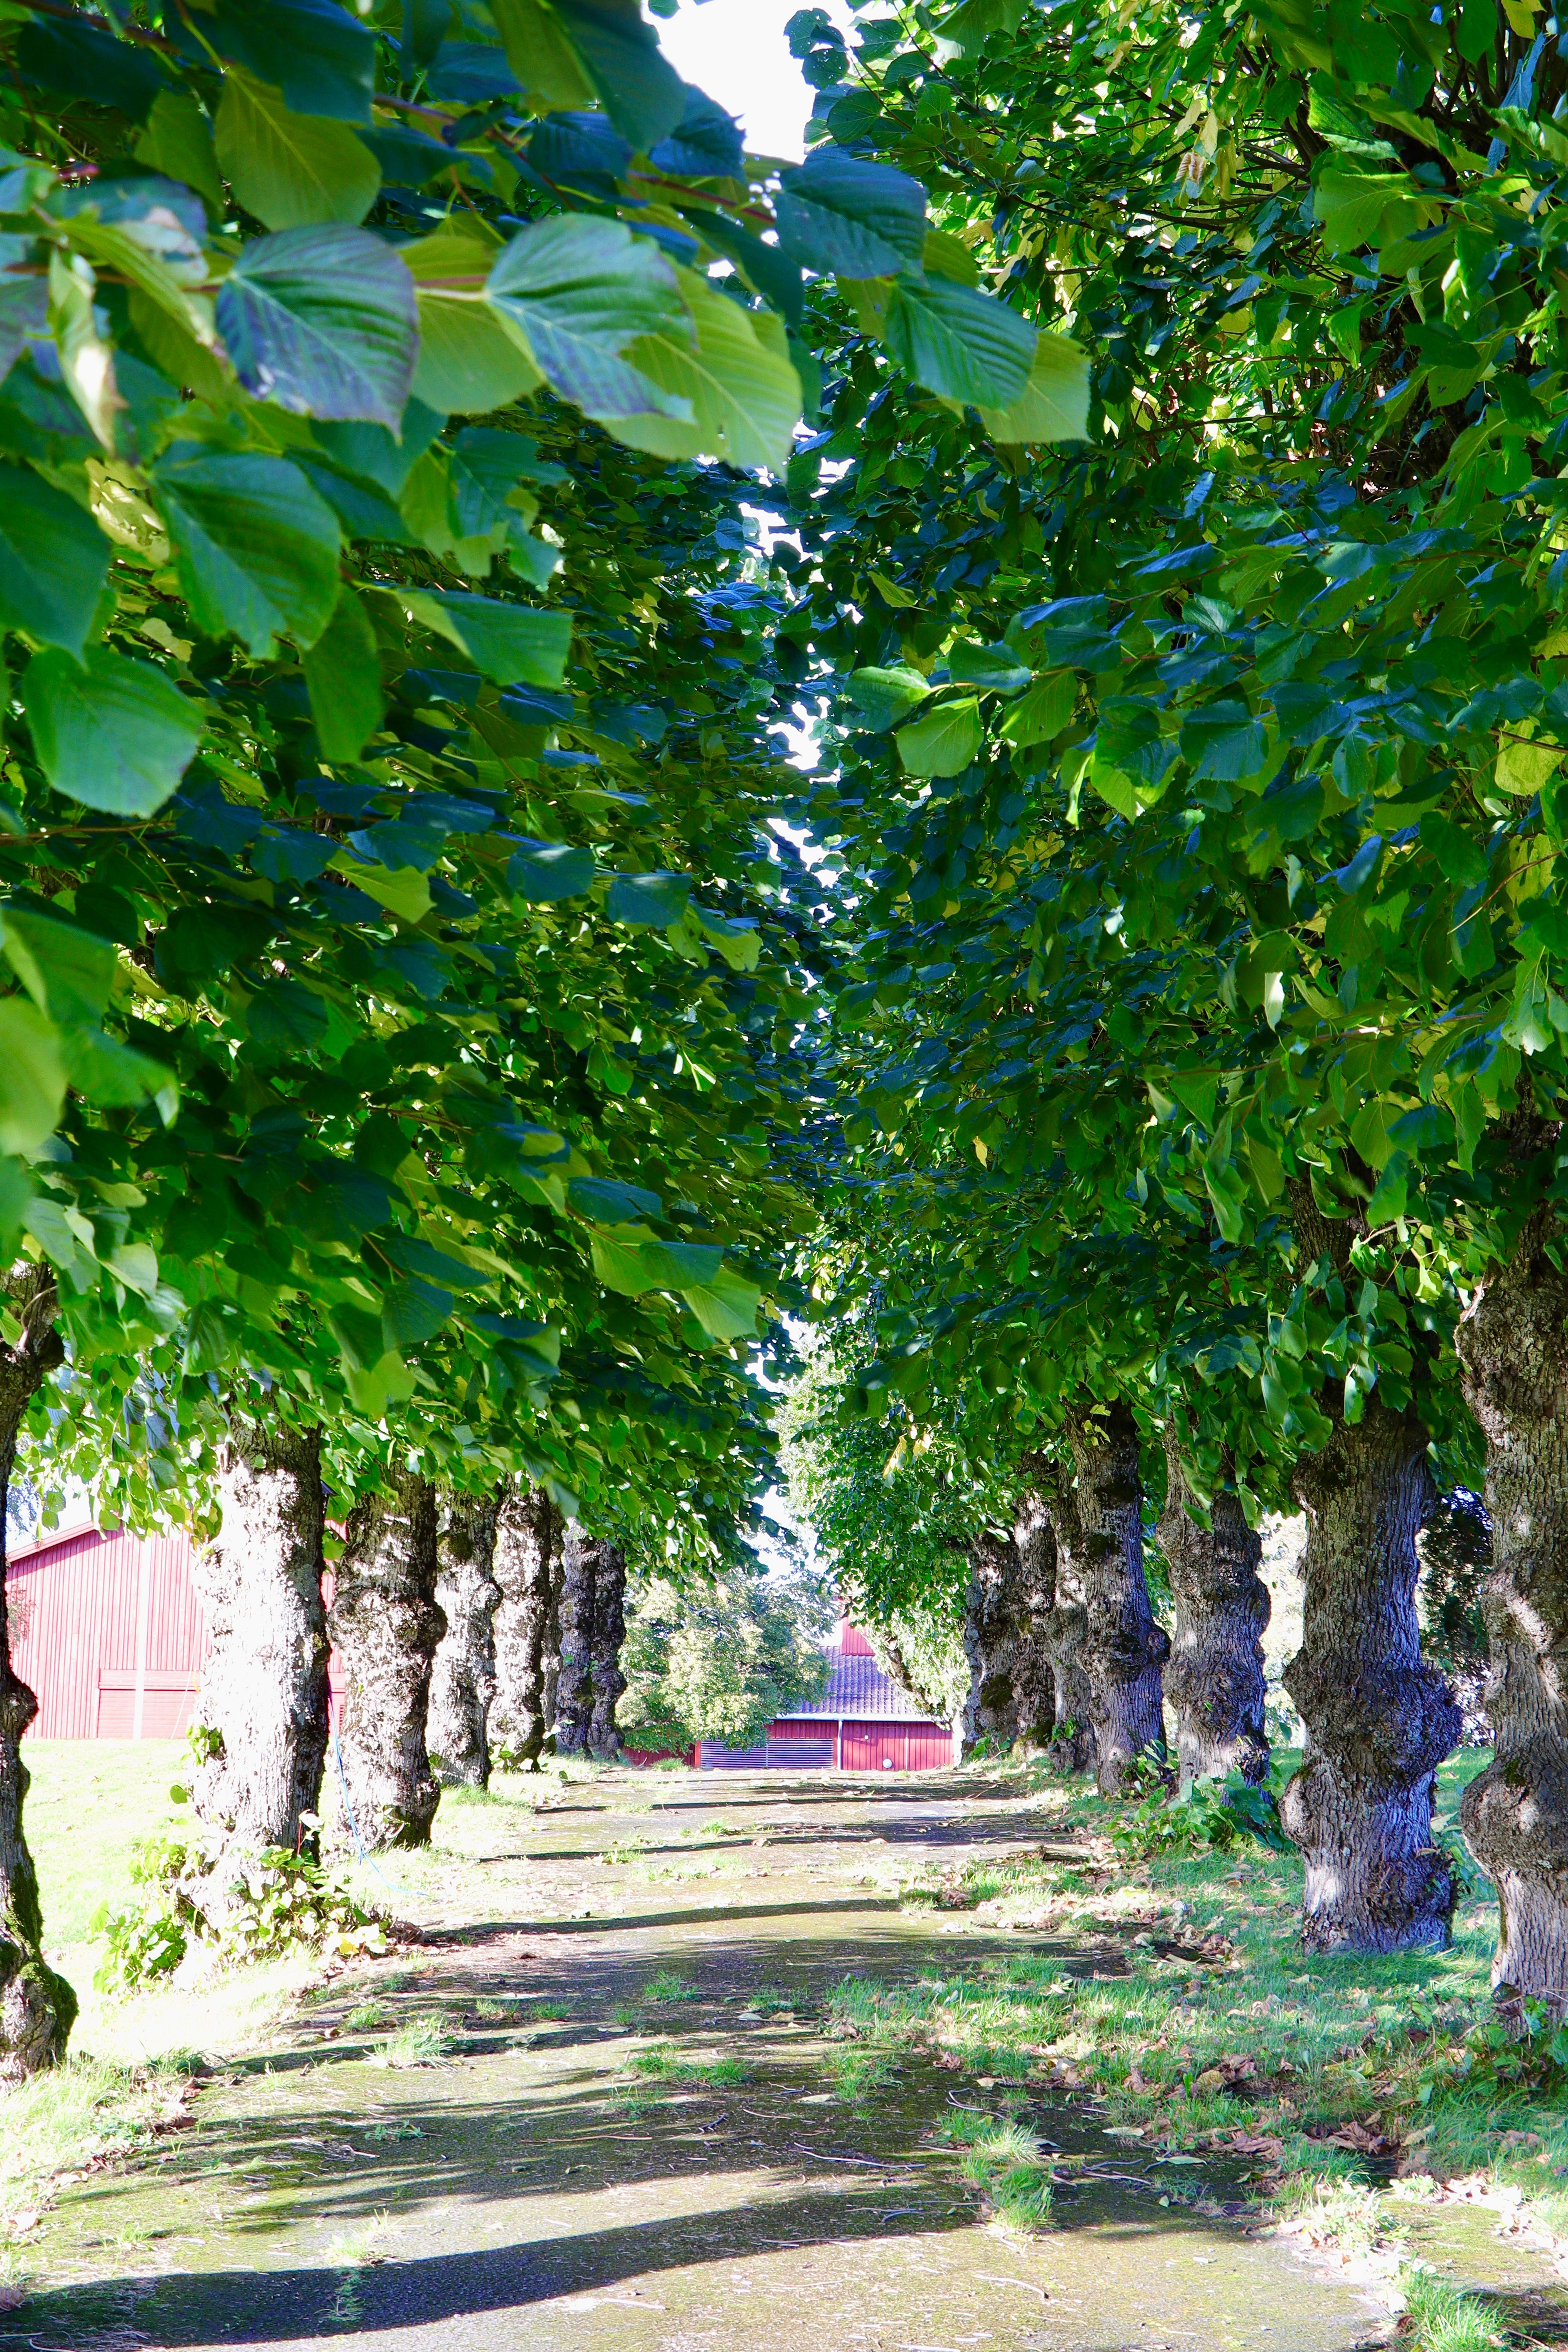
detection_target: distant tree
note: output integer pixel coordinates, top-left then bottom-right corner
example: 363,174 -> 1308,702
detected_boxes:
617,1562 -> 833,1756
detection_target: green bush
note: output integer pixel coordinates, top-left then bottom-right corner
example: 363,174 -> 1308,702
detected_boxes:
93,1832 -> 382,1992
1111,1770 -> 1289,1862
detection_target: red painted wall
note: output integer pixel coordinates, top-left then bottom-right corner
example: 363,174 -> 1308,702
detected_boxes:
840,1721 -> 954,1772
6,1522 -> 206,1740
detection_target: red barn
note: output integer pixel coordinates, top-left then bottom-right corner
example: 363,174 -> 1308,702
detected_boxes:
696,1621 -> 955,1772
5,1517 -> 207,1740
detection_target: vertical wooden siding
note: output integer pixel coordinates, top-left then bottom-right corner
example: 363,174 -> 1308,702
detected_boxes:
840,1721 -> 953,1772
6,1526 -> 206,1740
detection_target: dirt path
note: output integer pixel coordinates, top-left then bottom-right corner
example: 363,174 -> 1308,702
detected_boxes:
4,1771 -> 1417,2350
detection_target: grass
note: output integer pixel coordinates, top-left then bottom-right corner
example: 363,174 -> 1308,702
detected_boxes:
624,2040 -> 750,2088
371,2014 -> 453,2069
1398,2264 -> 1504,2350
643,1969 -> 701,2003
815,1747 -> 1568,2277
0,2055 -> 172,2238
940,2112 -> 1054,2229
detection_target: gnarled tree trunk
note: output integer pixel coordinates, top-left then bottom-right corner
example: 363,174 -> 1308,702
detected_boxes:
543,1526 -> 564,1741
330,1468 -> 443,1850
1050,1403 -> 1169,1792
1456,1189 -> 1568,2012
960,1531 -> 1023,1754
1013,1485 -> 1066,1753
554,1528 -> 596,1757
428,1486 -> 501,1788
490,1485 -> 558,1768
1281,1182 -> 1459,1955
588,1542 -> 627,1760
192,1418 -> 328,1859
0,1265 -> 74,2080
1159,1435 -> 1270,1786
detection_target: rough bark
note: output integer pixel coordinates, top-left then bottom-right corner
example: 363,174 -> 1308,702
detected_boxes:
1456,1184 -> 1568,2011
959,1531 -> 1025,1755
1013,1485 -> 1067,1752
1158,1435 -> 1270,1787
330,1469 -> 444,1849
1281,1181 -> 1460,1955
489,1485 -> 559,1768
0,1263 -> 75,2080
1049,1404 -> 1169,1793
554,1528 -> 596,1757
587,1542 -> 627,1760
192,1418 -> 328,1859
428,1487 -> 502,1788
543,1524 -> 564,1740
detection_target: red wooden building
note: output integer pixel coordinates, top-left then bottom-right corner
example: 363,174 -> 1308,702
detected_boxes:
5,1517 -> 207,1741
695,1621 -> 955,1773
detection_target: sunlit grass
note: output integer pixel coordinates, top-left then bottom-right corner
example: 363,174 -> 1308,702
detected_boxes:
1397,2264 -> 1503,2350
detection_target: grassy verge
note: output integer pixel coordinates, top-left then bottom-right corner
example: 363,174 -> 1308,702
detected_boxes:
821,1751 -> 1568,2301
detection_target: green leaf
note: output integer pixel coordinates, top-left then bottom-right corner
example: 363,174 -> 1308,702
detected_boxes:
403,224 -> 546,414
1348,1094 -> 1398,1171
154,448 -> 342,656
216,225 -> 419,428
0,907 -> 114,1034
509,838 -> 598,900
949,641 -> 1030,695
978,331 -> 1091,445
133,91 -> 225,212
327,850 -> 432,922
568,1175 -> 662,1223
680,1263 -> 762,1341
1202,1154 -> 1248,1244
897,697 -> 984,778
1497,736 -> 1564,797
381,1274 -> 454,1351
24,646 -> 203,817
607,869 -> 691,927
681,206 -> 804,330
0,471 -> 111,661
691,904 -> 760,971
776,148 -> 927,279
550,0 -> 689,147
1419,811 -> 1489,889
486,214 -> 690,421
0,999 -> 65,1155
401,590 -> 572,686
884,276 -> 1035,408
844,665 -> 930,732
590,1222 -> 723,1294
303,586 -> 384,760
212,69 -> 380,230
209,0 -> 377,124
488,0 -> 597,113
608,272 -> 802,470
1000,670 -> 1076,745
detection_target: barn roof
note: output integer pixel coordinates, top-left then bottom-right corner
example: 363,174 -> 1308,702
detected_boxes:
782,1646 -> 946,1726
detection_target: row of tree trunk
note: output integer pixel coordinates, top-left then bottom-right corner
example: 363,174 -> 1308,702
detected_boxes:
953,1156 -> 1568,2003
0,1363 -> 631,2076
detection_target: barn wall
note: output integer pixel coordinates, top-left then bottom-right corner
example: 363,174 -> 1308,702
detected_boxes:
840,1721 -> 953,1772
6,1525 -> 207,1740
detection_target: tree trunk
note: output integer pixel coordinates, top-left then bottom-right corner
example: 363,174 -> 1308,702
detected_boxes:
543,1526 -> 564,1742
554,1528 -> 595,1757
1456,1191 -> 1568,2012
192,1418 -> 328,1859
1013,1485 -> 1065,1752
588,1542 -> 627,1760
1158,1434 -> 1270,1787
0,1264 -> 74,2080
330,1469 -> 443,1850
489,1484 -> 558,1768
1049,1403 -> 1169,1793
960,1531 -> 1024,1755
1281,1182 -> 1459,1954
428,1486 -> 501,1789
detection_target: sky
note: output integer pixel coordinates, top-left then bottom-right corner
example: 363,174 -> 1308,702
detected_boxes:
653,0 -> 858,163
